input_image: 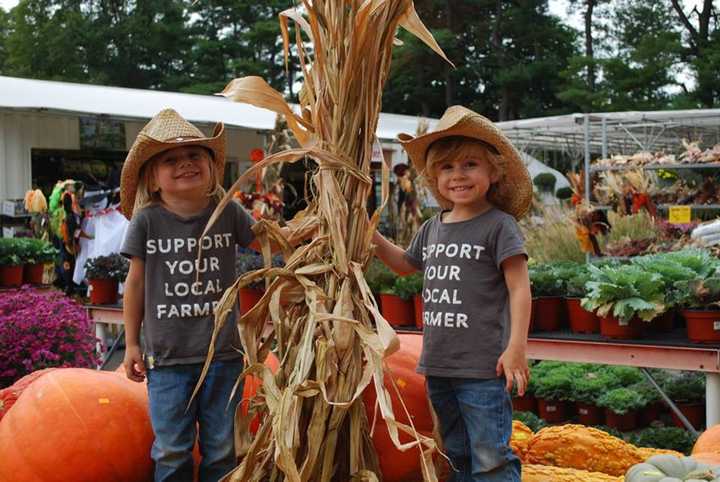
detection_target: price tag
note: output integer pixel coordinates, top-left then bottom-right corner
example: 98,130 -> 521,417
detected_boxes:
668,205 -> 691,224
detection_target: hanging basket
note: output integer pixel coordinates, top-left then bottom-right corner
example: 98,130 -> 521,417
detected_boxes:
88,278 -> 119,305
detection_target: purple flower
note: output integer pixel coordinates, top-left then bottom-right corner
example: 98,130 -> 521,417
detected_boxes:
0,287 -> 100,387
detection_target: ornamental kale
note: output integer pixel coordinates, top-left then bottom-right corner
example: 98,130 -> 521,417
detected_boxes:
581,264 -> 666,324
0,287 -> 99,387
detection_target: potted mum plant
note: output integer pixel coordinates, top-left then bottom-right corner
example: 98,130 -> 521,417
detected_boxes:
19,238 -> 58,285
0,238 -> 24,288
571,368 -> 610,426
582,264 -> 666,339
394,273 -> 424,329
597,387 -> 646,431
532,365 -> 576,423
84,254 -> 129,305
529,264 -> 565,332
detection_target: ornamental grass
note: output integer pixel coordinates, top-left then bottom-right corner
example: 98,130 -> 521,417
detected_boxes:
198,1 -> 450,480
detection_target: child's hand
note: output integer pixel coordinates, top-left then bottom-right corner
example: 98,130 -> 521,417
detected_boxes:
496,344 -> 529,396
123,345 -> 146,383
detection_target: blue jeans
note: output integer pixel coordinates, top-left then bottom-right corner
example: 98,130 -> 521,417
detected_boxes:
147,360 -> 244,482
426,377 -> 520,482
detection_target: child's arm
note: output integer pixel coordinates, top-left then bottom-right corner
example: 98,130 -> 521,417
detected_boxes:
372,231 -> 419,276
496,254 -> 531,395
123,256 -> 146,382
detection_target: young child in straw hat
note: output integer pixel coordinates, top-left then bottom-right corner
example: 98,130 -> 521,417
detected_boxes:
119,108 -> 260,482
373,105 -> 533,481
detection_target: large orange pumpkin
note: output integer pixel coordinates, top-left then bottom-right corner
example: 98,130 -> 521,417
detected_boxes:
241,351 -> 280,434
693,424 -> 720,456
0,368 -> 57,421
0,368 -> 154,482
362,333 -> 435,482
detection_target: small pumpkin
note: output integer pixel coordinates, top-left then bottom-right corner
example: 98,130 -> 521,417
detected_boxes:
510,420 -> 533,462
624,454 -> 720,481
522,463 -> 623,481
0,368 -> 154,482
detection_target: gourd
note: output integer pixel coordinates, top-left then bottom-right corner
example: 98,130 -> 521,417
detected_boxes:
694,425 -> 720,456
525,424 -> 643,476
362,333 -> 435,482
510,420 -> 533,462
0,368 -> 154,482
624,454 -> 720,481
638,447 -> 685,460
522,464 -> 623,481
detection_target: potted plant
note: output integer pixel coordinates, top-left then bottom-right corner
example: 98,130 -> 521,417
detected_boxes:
628,427 -> 697,455
377,275 -> 416,328
662,371 -> 706,429
532,364 -> 576,423
235,252 -> 283,314
673,273 -> 720,343
84,254 -> 129,305
571,368 -> 610,426
512,375 -> 538,413
365,258 -> 399,322
394,273 -> 423,329
582,264 -> 666,339
529,264 -> 565,332
0,238 -> 24,288
562,263 -> 600,334
19,239 -> 58,285
596,387 -> 646,431
629,379 -> 665,428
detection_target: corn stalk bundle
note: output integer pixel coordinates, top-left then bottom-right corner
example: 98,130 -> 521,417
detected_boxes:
196,1 -> 450,481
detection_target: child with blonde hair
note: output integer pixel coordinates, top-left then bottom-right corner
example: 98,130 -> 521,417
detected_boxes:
120,109 -> 256,482
373,106 -> 533,481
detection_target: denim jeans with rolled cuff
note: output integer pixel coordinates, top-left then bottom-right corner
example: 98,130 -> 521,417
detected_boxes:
427,376 -> 520,482
147,360 -> 244,482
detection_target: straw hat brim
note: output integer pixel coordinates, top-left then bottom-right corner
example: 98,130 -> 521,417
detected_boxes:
120,123 -> 225,219
397,112 -> 532,219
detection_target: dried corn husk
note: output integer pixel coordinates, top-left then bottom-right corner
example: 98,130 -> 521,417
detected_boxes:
197,1 -> 450,481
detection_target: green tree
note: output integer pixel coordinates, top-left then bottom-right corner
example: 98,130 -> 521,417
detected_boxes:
670,0 -> 719,107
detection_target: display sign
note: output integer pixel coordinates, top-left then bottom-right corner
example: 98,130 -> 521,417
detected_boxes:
668,205 -> 691,224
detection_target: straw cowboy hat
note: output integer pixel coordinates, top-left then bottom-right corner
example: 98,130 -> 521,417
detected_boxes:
398,105 -> 532,219
120,108 -> 226,219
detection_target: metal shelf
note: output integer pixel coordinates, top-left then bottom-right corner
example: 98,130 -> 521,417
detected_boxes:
590,162 -> 720,173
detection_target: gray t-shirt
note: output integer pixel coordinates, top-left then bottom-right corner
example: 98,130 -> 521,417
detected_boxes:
405,208 -> 526,378
121,201 -> 255,367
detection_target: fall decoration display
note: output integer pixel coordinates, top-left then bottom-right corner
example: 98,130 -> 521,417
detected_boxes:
198,5 -> 450,479
0,368 -> 153,482
525,424 -> 643,476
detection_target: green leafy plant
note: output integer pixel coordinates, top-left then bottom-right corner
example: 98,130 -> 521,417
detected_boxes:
604,366 -> 644,387
662,371 -> 705,403
84,254 -> 129,282
596,387 -> 646,415
673,276 -> 720,310
15,238 -> 58,264
365,258 -> 396,294
581,264 -> 666,324
571,369 -> 612,404
393,272 -> 422,300
0,238 -> 23,266
533,172 -> 557,193
629,427 -> 698,455
512,411 -> 547,432
529,264 -> 564,297
532,364 -> 578,401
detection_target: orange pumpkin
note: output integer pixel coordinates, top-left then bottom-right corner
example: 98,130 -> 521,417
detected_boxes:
362,333 -> 435,482
240,351 -> 280,434
0,368 -> 57,421
691,452 -> 720,465
0,368 -> 154,482
693,424 -> 720,456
